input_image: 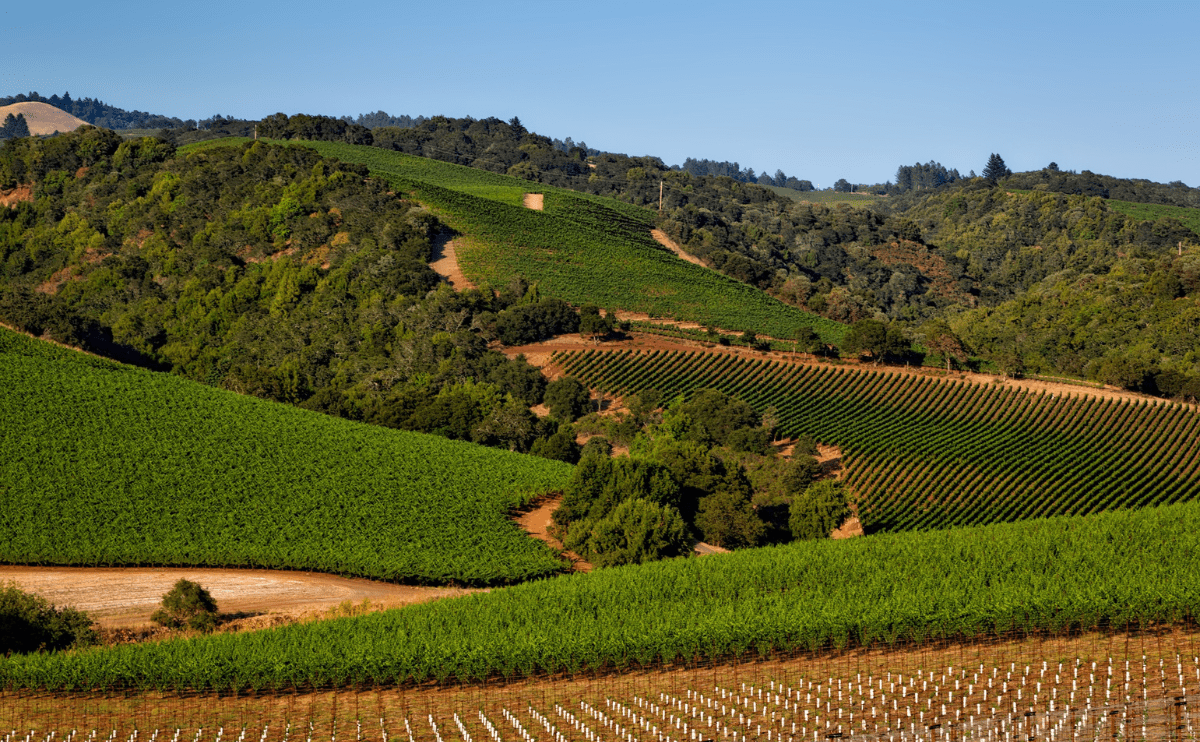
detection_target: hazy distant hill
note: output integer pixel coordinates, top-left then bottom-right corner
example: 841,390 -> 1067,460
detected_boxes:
0,102 -> 88,136
0,91 -> 183,130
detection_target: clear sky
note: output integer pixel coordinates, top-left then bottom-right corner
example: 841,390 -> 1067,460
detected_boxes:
3,0 -> 1197,187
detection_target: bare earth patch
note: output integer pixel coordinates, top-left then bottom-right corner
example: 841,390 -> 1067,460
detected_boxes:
650,228 -> 705,267
0,566 -> 473,628
514,496 -> 592,572
0,185 -> 33,208
429,231 -> 476,290
522,193 -> 544,211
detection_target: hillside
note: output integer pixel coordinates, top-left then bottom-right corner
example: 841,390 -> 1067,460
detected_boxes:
2,499 -> 1197,691
0,327 -> 572,585
0,102 -> 88,135
199,137 -> 845,343
556,348 -> 1200,532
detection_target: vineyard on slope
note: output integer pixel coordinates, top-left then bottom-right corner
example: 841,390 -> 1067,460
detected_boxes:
2,501 -> 1198,692
179,139 -> 844,344
554,349 -> 1200,532
0,328 -> 572,585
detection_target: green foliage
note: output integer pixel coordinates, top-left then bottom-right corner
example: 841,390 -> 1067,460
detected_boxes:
781,455 -> 821,497
982,153 -> 1011,183
0,328 -> 573,585
578,498 -> 691,568
1107,199 -> 1200,235
252,139 -> 843,343
544,376 -> 590,422
151,579 -> 219,632
4,501 -> 1199,691
0,583 -> 96,654
0,113 -> 30,140
557,348 -> 1200,533
789,480 -> 850,540
694,470 -> 766,548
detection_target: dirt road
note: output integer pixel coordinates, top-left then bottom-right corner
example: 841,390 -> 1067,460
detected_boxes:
0,566 -> 473,628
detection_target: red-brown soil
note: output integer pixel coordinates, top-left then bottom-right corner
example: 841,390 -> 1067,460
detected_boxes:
523,193 -> 544,211
0,184 -> 33,208
429,232 -> 476,290
0,566 -> 473,628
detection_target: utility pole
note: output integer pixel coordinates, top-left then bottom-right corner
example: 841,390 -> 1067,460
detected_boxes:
254,124 -> 258,141
659,180 -> 663,214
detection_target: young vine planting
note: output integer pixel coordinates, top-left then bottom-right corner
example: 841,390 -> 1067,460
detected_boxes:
2,501 -> 1198,691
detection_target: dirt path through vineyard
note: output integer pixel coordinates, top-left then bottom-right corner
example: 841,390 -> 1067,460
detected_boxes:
523,193 -> 544,210
0,566 -> 473,628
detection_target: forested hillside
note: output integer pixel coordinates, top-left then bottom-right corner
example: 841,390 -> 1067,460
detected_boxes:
0,128 -> 591,455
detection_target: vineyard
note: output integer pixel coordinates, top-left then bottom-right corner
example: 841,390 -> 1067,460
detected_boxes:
1105,198 -> 1200,235
554,349 -> 1200,532
5,624 -> 1200,741
178,139 -> 843,344
2,500 -> 1198,692
0,327 -> 572,585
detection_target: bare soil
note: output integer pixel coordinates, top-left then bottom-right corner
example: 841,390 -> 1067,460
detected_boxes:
0,184 -> 33,208
429,231 -> 476,290
0,102 -> 88,136
514,496 -> 592,572
0,566 -> 473,628
523,193 -> 544,211
650,228 -> 705,267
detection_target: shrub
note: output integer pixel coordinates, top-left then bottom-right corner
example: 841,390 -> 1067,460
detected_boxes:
0,583 -> 96,654
789,480 -> 849,540
151,579 -> 219,632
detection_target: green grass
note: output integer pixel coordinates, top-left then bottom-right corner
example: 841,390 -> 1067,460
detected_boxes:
3,500 -> 1197,691
0,328 -> 572,586
1107,198 -> 1200,235
181,139 -> 844,344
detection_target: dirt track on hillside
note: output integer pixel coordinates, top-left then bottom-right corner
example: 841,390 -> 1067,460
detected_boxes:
0,566 -> 473,628
523,193 -> 544,211
429,232 -> 475,290
650,228 -> 705,266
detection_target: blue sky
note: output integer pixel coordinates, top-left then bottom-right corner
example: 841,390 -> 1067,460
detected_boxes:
3,0 -> 1197,187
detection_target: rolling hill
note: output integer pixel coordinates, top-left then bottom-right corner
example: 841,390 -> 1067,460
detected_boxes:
0,327 -> 573,585
181,138 -> 845,344
0,102 -> 88,135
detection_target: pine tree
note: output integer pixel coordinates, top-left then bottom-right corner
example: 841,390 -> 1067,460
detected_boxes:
983,153 -> 1011,183
11,114 -> 30,138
